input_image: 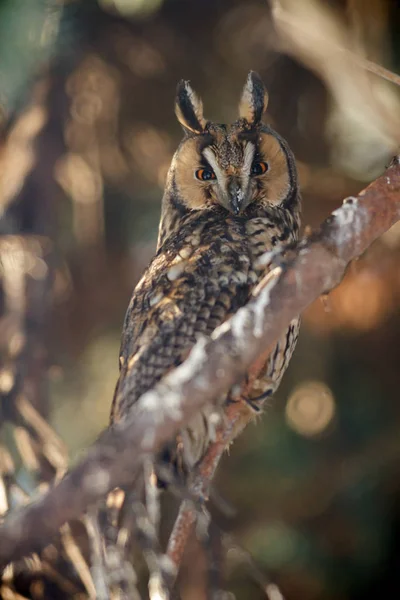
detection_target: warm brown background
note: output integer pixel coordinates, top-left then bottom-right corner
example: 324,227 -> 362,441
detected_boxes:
1,0 -> 400,598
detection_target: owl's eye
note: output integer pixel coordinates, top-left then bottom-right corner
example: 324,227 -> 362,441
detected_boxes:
251,161 -> 269,176
195,168 -> 216,181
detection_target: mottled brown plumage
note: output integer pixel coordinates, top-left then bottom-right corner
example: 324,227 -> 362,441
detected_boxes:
111,72 -> 301,471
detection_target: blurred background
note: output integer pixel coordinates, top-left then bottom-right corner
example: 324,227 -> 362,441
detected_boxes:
1,0 -> 400,598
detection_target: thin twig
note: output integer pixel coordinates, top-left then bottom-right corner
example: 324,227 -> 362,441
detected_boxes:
166,392 -> 265,577
272,0 -> 400,88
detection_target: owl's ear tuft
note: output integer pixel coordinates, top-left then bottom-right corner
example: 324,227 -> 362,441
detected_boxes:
239,71 -> 269,125
175,80 -> 206,134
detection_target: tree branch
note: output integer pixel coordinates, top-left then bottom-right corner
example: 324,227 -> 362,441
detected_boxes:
0,157 -> 399,568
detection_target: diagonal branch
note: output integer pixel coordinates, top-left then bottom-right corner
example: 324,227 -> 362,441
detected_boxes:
0,157 -> 400,568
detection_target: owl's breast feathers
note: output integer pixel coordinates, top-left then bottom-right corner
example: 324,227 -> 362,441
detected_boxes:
110,203 -> 299,424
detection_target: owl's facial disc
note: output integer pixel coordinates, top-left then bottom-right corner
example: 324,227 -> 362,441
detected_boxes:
172,127 -> 291,215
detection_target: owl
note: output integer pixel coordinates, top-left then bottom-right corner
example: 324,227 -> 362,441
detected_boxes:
111,71 -> 301,473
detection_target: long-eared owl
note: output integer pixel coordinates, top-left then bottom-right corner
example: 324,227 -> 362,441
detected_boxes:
111,72 -> 301,471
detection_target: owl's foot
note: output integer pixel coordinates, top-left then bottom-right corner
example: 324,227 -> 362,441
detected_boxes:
244,388 -> 273,413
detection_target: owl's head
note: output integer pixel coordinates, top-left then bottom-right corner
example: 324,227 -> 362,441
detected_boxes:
166,71 -> 298,218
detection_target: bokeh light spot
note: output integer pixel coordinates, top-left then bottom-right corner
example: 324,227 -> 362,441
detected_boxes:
286,381 -> 336,437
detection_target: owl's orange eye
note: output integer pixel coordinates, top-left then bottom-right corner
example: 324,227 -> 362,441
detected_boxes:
251,161 -> 269,176
195,168 -> 216,181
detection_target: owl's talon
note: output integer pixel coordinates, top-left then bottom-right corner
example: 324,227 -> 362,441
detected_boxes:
243,398 -> 262,413
244,389 -> 273,412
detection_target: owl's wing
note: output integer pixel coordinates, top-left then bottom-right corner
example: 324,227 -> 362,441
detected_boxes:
110,236 -> 252,423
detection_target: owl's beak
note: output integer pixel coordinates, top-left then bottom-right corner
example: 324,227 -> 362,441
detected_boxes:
227,178 -> 245,215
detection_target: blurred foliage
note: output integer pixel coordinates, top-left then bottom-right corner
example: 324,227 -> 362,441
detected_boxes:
1,0 -> 400,599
